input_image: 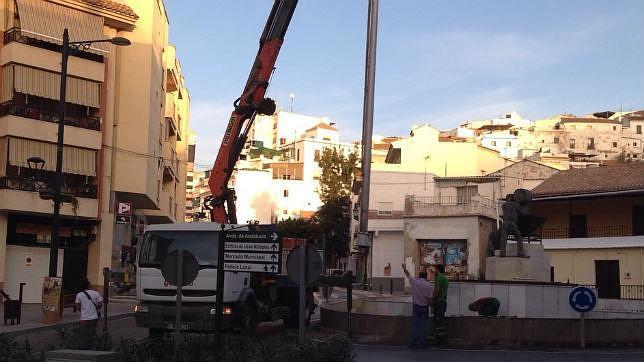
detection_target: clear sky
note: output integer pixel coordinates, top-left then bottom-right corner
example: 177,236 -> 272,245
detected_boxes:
165,0 -> 644,168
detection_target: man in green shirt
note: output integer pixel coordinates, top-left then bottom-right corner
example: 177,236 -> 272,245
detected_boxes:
431,264 -> 448,345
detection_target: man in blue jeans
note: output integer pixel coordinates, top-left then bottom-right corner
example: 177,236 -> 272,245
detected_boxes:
402,263 -> 433,348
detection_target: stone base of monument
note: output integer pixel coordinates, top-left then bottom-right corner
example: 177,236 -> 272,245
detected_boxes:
485,242 -> 550,282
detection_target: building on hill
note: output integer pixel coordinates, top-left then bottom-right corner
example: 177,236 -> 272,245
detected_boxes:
375,124 -> 510,177
530,162 -> 644,298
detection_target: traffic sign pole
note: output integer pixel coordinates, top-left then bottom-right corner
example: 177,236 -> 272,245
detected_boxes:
580,312 -> 585,349
174,250 -> 183,352
298,239 -> 306,342
215,229 -> 226,347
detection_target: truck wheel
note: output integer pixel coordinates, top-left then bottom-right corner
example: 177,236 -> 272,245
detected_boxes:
283,306 -> 311,329
240,301 -> 258,336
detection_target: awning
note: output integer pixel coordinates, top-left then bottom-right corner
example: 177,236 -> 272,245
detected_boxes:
8,137 -> 96,176
3,64 -> 100,108
15,0 -> 109,55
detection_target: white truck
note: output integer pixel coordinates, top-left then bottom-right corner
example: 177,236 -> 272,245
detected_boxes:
134,222 -> 315,335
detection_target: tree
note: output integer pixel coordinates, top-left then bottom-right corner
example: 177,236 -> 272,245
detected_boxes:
276,217 -> 319,242
314,147 -> 358,265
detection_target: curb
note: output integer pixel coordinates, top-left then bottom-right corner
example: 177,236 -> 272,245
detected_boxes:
2,313 -> 134,338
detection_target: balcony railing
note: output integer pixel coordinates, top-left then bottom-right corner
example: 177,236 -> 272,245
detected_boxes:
0,176 -> 98,199
541,224 -> 632,239
583,284 -> 644,300
0,102 -> 101,131
404,195 -> 497,219
3,27 -> 103,62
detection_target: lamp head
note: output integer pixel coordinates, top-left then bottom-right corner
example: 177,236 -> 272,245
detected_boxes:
110,37 -> 131,46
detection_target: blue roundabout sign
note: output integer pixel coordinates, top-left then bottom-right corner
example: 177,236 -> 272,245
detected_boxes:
569,286 -> 597,313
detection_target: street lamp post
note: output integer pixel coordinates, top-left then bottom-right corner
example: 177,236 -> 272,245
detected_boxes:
48,29 -> 130,278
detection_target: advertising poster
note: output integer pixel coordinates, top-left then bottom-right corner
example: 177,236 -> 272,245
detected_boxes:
419,241 -> 443,266
42,276 -> 62,314
444,241 -> 468,279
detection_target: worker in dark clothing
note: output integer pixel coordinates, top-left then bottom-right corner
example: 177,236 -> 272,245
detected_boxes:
431,264 -> 449,345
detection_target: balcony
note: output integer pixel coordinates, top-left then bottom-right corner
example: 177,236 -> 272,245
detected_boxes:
0,97 -> 101,131
162,141 -> 179,181
0,176 -> 98,218
3,27 -> 103,63
541,225 -> 634,239
0,175 -> 98,199
404,195 -> 497,219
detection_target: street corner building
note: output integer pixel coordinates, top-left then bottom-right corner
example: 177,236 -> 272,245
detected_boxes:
0,0 -> 192,303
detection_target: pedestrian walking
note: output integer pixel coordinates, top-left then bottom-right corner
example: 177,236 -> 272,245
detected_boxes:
431,264 -> 449,345
402,263 -> 432,348
75,279 -> 103,329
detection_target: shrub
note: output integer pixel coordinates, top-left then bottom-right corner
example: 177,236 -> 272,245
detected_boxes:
0,334 -> 39,362
56,325 -> 112,351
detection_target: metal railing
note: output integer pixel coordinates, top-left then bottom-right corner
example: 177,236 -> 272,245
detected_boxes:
582,284 -> 644,300
405,195 -> 496,211
541,224 -> 632,239
3,27 -> 103,62
0,176 -> 98,199
0,102 -> 101,131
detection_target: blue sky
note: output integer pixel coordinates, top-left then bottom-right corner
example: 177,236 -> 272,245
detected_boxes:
165,0 -> 644,168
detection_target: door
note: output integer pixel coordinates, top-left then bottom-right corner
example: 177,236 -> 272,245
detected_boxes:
633,205 -> 644,236
595,260 -> 620,299
569,214 -> 587,238
62,247 -> 88,294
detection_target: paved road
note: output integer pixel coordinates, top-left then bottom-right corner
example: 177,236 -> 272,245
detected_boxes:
354,345 -> 644,362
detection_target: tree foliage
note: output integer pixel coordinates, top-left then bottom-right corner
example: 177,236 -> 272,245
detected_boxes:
314,147 -> 358,261
276,217 -> 320,242
318,148 -> 358,204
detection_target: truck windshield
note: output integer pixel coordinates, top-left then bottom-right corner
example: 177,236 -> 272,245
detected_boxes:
138,231 -> 219,268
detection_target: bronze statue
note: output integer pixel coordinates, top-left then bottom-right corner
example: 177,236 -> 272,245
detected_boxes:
488,189 -> 536,257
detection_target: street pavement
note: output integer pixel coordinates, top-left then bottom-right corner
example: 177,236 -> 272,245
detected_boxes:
353,344 -> 644,362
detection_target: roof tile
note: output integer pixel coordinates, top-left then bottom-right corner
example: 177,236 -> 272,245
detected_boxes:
532,162 -> 644,198
79,0 -> 138,19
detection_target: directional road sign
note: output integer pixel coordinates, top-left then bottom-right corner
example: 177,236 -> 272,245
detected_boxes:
222,231 -> 281,274
569,286 -> 597,313
224,262 -> 279,273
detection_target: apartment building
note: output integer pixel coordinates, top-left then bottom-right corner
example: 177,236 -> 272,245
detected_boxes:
530,163 -> 644,299
0,0 -> 190,302
184,131 -> 196,221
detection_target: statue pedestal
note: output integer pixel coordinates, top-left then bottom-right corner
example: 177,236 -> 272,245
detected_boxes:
485,243 -> 550,282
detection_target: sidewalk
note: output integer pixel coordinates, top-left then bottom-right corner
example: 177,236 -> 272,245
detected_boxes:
0,299 -> 135,336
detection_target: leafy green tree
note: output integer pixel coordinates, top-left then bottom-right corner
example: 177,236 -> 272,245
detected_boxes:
276,217 -> 320,242
314,147 -> 358,264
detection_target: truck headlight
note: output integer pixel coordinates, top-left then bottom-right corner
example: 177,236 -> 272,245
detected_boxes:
134,305 -> 149,313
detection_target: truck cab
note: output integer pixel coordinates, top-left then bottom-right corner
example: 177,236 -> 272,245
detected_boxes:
134,222 -> 254,334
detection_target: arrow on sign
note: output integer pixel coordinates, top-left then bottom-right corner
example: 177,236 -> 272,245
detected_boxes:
271,232 -> 278,241
271,254 -> 277,261
271,243 -> 278,251
270,265 -> 276,272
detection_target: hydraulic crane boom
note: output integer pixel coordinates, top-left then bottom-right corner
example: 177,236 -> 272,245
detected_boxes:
205,0 -> 297,224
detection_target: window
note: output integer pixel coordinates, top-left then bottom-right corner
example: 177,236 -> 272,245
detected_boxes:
279,138 -> 286,145
587,138 -> 595,150
283,189 -> 289,197
273,122 -> 278,129
554,137 -> 559,144
323,137 -> 331,141
491,141 -> 497,147
637,125 -> 642,135
187,176 -> 193,182
281,174 -> 291,180
613,126 -> 617,131
635,142 -> 638,147
506,141 -> 511,147
296,149 -> 300,161
283,209 -> 288,215
314,150 -> 321,162
456,185 -> 478,203
569,139 -> 576,149
377,202 -> 393,216
613,142 -> 618,148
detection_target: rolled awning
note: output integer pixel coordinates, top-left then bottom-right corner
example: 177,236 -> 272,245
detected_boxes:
15,0 -> 109,55
3,64 -> 100,108
0,137 -> 8,177
8,137 -> 96,176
